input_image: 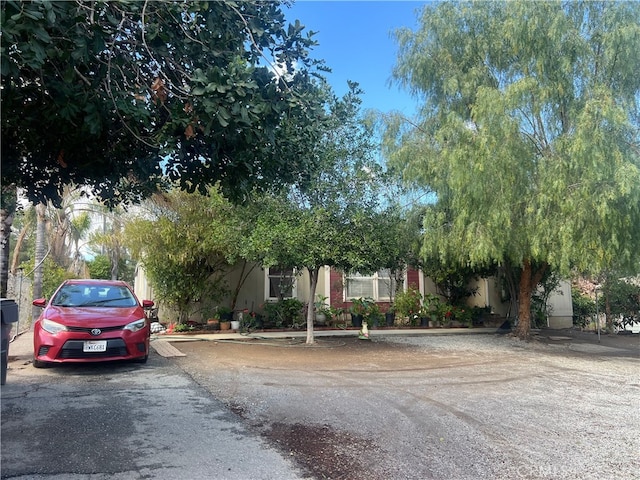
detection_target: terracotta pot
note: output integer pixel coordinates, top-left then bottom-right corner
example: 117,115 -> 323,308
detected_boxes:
220,321 -> 231,330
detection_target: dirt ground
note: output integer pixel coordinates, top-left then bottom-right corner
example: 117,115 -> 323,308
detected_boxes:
173,330 -> 639,480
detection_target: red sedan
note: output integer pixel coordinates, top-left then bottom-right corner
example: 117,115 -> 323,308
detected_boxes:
32,279 -> 154,368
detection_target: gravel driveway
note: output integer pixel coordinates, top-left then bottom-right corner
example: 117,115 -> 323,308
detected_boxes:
172,332 -> 639,480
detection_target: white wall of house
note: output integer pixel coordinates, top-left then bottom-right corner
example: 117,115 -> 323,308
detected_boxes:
133,265 -> 154,303
224,264 -> 315,314
545,281 -> 573,328
422,275 -> 439,299
466,277 -> 505,314
134,262 -> 327,323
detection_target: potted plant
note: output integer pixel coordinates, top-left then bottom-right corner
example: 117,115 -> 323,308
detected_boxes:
218,306 -> 233,330
350,297 -> 375,328
314,295 -> 331,326
441,303 -> 456,327
206,316 -> 220,331
218,306 -> 233,321
420,293 -> 443,327
349,298 -> 365,327
367,302 -> 383,328
385,304 -> 396,327
417,304 -> 431,327
202,303 -> 220,330
454,305 -> 473,327
328,305 -> 346,328
394,287 -> 422,325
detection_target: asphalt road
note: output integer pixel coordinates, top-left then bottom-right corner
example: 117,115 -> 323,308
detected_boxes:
1,346 -> 304,480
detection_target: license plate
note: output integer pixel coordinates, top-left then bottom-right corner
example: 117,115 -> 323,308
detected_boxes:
83,340 -> 107,352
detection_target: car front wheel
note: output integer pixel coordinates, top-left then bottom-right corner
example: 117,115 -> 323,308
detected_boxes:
135,354 -> 148,364
33,358 -> 50,369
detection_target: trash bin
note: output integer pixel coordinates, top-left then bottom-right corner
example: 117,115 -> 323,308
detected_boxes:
1,298 -> 19,385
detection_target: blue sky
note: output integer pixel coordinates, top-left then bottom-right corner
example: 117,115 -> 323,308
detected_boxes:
285,1 -> 428,116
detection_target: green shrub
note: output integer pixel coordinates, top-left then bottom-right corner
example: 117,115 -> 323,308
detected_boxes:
572,287 -> 594,328
264,298 -> 304,328
394,287 -> 422,317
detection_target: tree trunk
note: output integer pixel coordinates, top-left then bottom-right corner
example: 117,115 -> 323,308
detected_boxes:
10,223 -> 29,274
110,217 -> 121,280
32,203 -> 48,321
604,288 -> 613,333
51,209 -> 71,268
514,259 -> 548,339
110,242 -> 119,280
498,262 -> 519,321
306,266 -> 320,345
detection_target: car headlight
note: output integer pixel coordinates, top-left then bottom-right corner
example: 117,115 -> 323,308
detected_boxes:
124,318 -> 147,332
41,319 -> 68,335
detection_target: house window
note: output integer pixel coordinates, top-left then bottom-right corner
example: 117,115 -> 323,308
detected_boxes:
266,267 -> 296,300
345,269 -> 395,301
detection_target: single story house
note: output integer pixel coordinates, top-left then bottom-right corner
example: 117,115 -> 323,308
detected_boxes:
134,263 -> 573,329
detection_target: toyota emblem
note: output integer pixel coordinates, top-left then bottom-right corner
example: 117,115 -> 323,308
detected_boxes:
90,328 -> 102,336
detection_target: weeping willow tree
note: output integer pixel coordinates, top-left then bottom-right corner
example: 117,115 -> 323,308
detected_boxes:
385,1 -> 640,338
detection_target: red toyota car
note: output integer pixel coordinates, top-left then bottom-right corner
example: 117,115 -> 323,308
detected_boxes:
32,279 -> 154,368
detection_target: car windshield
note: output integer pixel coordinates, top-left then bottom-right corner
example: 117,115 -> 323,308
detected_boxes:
52,285 -> 138,308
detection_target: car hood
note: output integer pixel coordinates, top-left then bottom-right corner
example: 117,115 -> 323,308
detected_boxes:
42,305 -> 145,326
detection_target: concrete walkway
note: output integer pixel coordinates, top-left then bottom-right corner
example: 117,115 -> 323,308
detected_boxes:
157,326 -> 502,342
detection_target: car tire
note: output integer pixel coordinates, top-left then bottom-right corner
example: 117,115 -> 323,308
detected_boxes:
33,358 -> 49,369
135,355 -> 148,364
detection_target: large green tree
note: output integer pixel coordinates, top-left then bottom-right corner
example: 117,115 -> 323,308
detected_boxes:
386,1 -> 640,338
244,82 -> 392,344
1,0 -> 323,206
1,0 -> 324,298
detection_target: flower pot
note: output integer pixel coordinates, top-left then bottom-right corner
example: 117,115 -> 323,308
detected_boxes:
230,320 -> 240,330
315,312 -> 327,326
385,312 -> 395,327
351,314 -> 363,328
420,316 -> 429,327
220,321 -> 231,330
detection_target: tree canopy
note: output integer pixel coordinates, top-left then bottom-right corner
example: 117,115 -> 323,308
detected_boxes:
243,82 -> 402,343
1,0 -> 324,206
386,1 -> 640,338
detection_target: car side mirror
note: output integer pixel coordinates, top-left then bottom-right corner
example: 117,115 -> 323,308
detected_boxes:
32,298 -> 47,308
142,300 -> 155,308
